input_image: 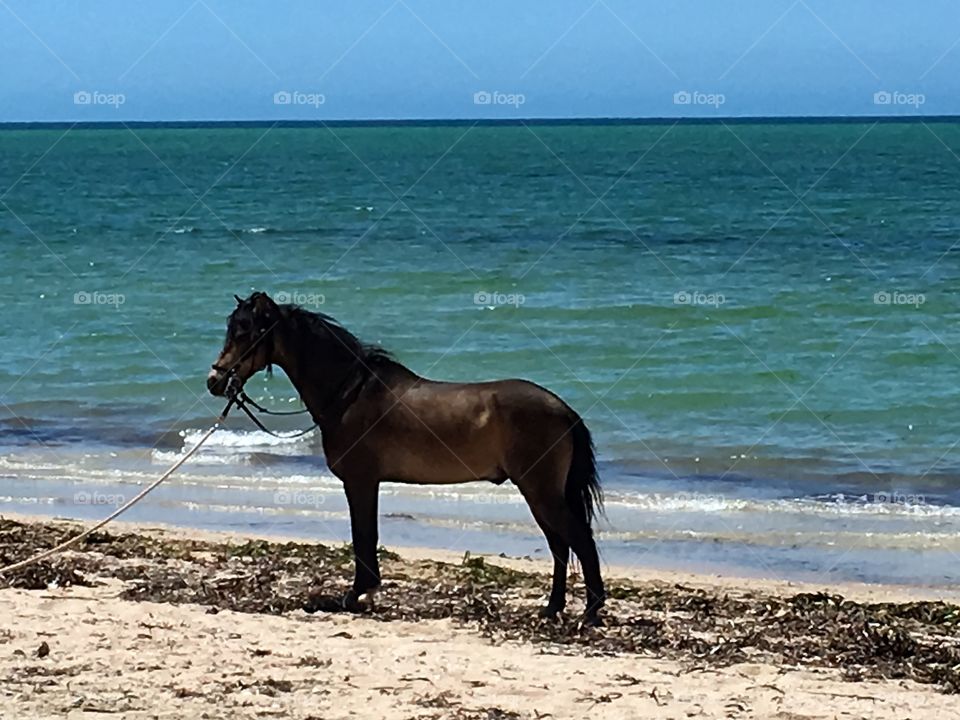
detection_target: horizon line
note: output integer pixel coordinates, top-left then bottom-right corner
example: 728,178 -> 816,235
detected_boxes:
0,114 -> 955,130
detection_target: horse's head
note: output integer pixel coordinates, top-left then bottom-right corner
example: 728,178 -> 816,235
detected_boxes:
207,291 -> 281,396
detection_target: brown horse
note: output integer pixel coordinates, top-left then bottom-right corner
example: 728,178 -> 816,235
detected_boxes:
207,292 -> 605,624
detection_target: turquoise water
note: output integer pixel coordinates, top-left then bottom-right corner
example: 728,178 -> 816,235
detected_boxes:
3,122 -> 960,586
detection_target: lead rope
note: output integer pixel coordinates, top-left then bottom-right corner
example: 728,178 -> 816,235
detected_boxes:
0,396 -> 238,576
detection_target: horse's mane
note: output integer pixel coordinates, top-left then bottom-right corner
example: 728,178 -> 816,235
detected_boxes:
280,304 -> 398,372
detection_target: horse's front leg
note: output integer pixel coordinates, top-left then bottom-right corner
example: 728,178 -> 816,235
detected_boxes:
342,478 -> 381,610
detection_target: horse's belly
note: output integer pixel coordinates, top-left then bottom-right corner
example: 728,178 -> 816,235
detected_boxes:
384,444 -> 504,484
387,472 -> 505,486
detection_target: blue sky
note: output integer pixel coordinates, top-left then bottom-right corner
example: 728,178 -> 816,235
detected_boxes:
2,0 -> 959,121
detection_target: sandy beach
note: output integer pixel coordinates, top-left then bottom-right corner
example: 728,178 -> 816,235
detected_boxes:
1,513 -> 959,720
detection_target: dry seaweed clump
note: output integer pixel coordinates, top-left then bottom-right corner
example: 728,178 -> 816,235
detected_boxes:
0,519 -> 95,589
2,516 -> 960,693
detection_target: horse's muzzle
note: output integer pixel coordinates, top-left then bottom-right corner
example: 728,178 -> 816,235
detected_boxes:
207,368 -> 227,396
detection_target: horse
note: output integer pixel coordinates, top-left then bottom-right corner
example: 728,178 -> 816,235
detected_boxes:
207,291 -> 606,625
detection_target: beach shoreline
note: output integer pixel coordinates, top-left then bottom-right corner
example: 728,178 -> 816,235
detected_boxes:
2,512 -> 960,719
6,439 -> 960,590
4,509 -> 958,605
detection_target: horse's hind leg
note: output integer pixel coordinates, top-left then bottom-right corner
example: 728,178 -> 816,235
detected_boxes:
529,511 -> 569,617
517,477 -> 604,624
538,497 -> 604,624
566,512 -> 604,624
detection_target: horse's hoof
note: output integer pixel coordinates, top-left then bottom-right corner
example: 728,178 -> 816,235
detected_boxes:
340,590 -> 361,611
341,588 -> 377,612
538,605 -> 563,620
580,614 -> 604,629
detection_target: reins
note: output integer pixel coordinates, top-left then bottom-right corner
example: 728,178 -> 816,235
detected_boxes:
228,371 -> 319,439
233,390 -> 319,439
238,391 -> 311,416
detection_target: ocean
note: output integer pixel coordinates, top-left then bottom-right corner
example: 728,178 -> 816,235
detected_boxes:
2,121 -> 960,587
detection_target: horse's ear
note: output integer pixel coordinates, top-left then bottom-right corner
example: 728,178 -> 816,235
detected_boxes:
250,291 -> 277,319
234,294 -> 243,306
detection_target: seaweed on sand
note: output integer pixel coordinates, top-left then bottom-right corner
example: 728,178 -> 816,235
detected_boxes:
3,517 -> 959,693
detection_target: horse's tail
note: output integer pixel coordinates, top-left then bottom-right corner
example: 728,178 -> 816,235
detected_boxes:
565,414 -> 603,527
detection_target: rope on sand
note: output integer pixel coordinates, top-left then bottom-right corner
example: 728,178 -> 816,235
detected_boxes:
0,417 -> 226,576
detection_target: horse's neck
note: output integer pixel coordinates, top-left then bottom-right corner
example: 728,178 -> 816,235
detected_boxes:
278,339 -> 359,426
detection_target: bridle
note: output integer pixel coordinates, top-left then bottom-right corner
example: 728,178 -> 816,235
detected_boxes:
211,309 -> 372,439
212,318 -> 319,439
